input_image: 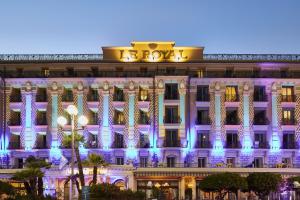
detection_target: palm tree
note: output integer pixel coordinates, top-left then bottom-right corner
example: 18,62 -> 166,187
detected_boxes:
62,131 -> 85,194
85,154 -> 107,185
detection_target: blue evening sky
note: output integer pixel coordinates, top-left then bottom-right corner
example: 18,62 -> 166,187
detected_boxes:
0,0 -> 300,54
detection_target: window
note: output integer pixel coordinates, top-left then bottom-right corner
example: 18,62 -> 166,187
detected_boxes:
254,132 -> 267,148
254,110 -> 267,125
197,131 -> 210,148
139,110 -> 149,124
164,106 -> 179,123
140,157 -> 148,167
116,157 -> 124,165
36,88 -> 47,102
254,86 -> 267,101
62,88 -> 73,102
89,110 -> 98,125
198,157 -> 206,168
139,133 -> 150,148
282,108 -> 295,125
9,111 -> 21,126
41,68 -> 50,77
254,157 -> 263,168
91,67 -> 98,76
225,86 -> 238,101
88,134 -> 98,148
36,111 -> 47,125
197,86 -> 209,101
166,67 -> 175,75
10,88 -> 21,102
196,109 -> 210,124
165,83 -> 178,100
139,87 -> 148,101
226,132 -> 239,148
165,130 -> 179,147
114,133 -> 124,148
36,134 -> 47,149
9,134 -> 20,149
88,87 -> 99,101
113,86 -> 124,101
282,86 -> 294,102
226,108 -> 239,125
197,69 -> 204,78
167,157 -> 176,167
67,67 -> 75,76
114,110 -> 125,125
283,132 -> 295,149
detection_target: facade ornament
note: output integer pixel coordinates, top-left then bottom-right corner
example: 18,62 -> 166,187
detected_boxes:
77,81 -> 84,91
103,81 -> 109,91
215,82 -> 220,91
128,81 -> 135,91
244,83 -> 249,91
158,80 -> 164,89
51,82 -> 58,91
272,82 -> 277,92
179,80 -> 185,89
25,81 -> 32,92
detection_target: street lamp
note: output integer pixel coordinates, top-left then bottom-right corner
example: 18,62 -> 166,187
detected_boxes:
57,105 -> 88,200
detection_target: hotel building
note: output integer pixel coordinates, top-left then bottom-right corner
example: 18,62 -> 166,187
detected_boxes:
0,41 -> 300,199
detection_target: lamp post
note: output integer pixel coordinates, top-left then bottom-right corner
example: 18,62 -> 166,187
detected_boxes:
57,105 -> 88,200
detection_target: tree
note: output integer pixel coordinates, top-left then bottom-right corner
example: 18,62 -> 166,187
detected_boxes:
199,172 -> 248,200
89,183 -> 145,200
247,172 -> 282,200
0,180 -> 15,199
84,153 -> 108,185
62,131 -> 85,194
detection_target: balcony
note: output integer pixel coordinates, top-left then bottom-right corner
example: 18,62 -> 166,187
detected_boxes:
253,94 -> 268,102
36,143 -> 49,149
8,142 -> 21,150
225,95 -> 239,102
195,118 -> 210,125
113,93 -> 124,102
282,119 -> 296,125
36,94 -> 48,102
87,141 -> 98,148
225,118 -> 239,125
163,140 -> 181,147
112,142 -> 124,149
138,117 -> 150,125
139,142 -> 150,148
195,141 -> 212,148
282,142 -> 297,149
225,142 -> 241,149
281,95 -> 295,102
164,116 -> 181,124
253,141 -> 269,149
253,118 -> 269,125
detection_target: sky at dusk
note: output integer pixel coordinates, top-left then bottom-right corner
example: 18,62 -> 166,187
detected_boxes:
0,0 -> 300,54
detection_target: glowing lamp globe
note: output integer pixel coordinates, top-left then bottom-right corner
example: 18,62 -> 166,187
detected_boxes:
78,115 -> 88,126
57,116 -> 67,126
66,105 -> 78,116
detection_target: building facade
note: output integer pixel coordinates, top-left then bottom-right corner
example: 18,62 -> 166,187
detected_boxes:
1,41 -> 300,199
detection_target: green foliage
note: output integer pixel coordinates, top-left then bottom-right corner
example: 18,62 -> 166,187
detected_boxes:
12,168 -> 44,181
87,153 -> 107,167
247,173 -> 282,200
0,180 -> 15,196
90,183 -> 146,200
62,132 -> 85,148
199,172 -> 248,200
25,156 -> 51,169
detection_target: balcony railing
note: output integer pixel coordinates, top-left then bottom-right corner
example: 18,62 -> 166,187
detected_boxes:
10,96 -> 22,103
253,94 -> 268,102
138,117 -> 150,125
8,120 -> 21,126
113,93 -> 124,101
253,141 -> 269,149
163,140 -> 181,147
113,118 -> 125,125
253,118 -> 269,125
281,95 -> 295,102
87,141 -> 98,148
195,141 -> 212,148
225,95 -> 239,102
36,95 -> 48,102
282,142 -> 297,149
164,116 -> 181,124
36,144 -> 49,149
112,142 -> 124,148
195,118 -> 210,125
164,93 -> 179,100
36,119 -> 47,125
225,118 -> 240,125
139,142 -> 150,148
8,142 -> 21,149
281,119 -> 296,125
196,95 -> 210,102
225,142 -> 241,149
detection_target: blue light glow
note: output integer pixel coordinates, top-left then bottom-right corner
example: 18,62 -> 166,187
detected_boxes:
50,141 -> 62,161
212,137 -> 224,157
270,134 -> 281,153
241,135 -> 253,154
126,147 -> 137,159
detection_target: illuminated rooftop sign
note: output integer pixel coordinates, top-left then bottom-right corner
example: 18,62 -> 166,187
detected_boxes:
102,41 -> 204,62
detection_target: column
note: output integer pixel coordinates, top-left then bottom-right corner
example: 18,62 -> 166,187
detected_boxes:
270,82 -> 280,152
157,85 -> 165,147
23,82 -> 35,150
50,84 -> 59,147
179,83 -> 186,140
101,88 -> 111,150
127,84 -> 137,159
212,83 -> 224,157
127,174 -> 137,191
191,177 -> 196,200
242,84 -> 252,153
